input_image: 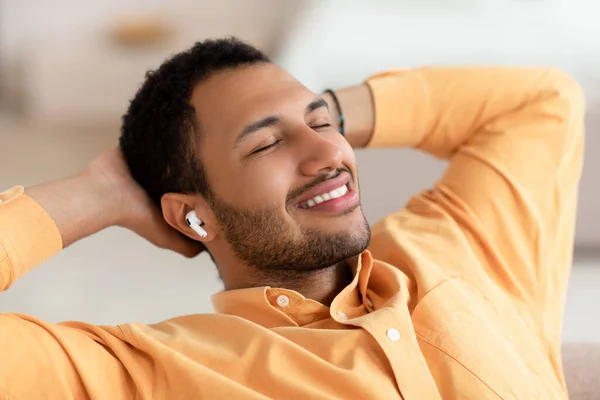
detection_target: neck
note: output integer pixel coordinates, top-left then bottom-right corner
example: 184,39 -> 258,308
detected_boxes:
220,260 -> 354,307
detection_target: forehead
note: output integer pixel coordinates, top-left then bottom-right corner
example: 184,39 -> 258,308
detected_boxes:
190,63 -> 315,140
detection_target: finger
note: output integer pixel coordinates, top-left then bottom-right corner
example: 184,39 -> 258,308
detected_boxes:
171,232 -> 205,258
137,216 -> 205,258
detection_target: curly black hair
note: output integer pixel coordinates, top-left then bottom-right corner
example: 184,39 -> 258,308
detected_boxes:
120,37 -> 270,207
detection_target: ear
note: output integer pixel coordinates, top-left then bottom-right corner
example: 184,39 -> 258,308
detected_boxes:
161,192 -> 219,243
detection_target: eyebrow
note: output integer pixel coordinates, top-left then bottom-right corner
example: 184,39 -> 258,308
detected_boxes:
306,97 -> 329,113
234,97 -> 329,147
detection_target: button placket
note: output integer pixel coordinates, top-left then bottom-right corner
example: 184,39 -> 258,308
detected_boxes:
358,304 -> 441,400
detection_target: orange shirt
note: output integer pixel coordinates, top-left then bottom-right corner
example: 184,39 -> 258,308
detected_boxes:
0,67 -> 584,399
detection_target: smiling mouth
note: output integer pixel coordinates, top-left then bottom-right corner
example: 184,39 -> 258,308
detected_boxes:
298,183 -> 349,209
292,170 -> 360,214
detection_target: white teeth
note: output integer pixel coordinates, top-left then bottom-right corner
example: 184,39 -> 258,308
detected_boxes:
330,189 -> 342,199
303,184 -> 349,208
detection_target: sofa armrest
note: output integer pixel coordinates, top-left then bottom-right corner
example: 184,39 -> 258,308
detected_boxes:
563,342 -> 600,399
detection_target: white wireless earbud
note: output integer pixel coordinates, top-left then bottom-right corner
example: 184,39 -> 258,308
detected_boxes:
185,210 -> 207,238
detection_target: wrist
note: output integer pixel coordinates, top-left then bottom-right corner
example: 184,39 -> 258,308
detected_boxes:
323,84 -> 375,148
80,164 -> 124,225
26,172 -> 117,248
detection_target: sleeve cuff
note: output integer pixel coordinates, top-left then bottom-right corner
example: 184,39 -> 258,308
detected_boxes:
365,69 -> 430,149
0,186 -> 63,284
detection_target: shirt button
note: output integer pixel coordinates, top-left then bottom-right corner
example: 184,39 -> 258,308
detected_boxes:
336,311 -> 348,320
386,328 -> 400,342
276,295 -> 290,307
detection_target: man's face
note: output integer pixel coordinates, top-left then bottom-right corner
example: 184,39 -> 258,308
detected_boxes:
192,63 -> 370,271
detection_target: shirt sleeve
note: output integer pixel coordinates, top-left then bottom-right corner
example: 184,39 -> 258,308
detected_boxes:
0,187 -> 145,398
0,186 -> 63,291
365,67 -> 585,343
0,315 -> 141,399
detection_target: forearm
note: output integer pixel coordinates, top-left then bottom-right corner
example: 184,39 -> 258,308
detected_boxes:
25,170 -> 116,248
0,175 -> 109,291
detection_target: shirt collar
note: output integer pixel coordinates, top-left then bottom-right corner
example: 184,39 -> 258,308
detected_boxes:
211,250 -> 376,327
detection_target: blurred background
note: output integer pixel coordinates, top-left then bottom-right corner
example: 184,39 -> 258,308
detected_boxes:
0,0 -> 598,341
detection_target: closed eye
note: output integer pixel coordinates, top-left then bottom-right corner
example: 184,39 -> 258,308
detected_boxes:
312,123 -> 331,129
251,139 -> 282,155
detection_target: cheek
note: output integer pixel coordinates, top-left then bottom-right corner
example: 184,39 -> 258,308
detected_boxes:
230,157 -> 295,209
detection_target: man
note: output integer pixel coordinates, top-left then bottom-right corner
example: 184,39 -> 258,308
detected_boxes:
0,37 -> 584,399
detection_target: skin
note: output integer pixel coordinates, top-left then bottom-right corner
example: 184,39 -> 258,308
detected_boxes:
26,63 -> 376,306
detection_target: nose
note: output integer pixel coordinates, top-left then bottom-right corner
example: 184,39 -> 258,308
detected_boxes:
297,128 -> 344,177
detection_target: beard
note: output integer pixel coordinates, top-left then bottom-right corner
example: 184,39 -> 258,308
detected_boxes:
209,194 -> 371,272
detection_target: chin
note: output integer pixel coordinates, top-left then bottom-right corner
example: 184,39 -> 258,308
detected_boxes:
318,207 -> 366,229
321,213 -> 371,246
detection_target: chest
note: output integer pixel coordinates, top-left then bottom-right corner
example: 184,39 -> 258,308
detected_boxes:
129,280 -> 566,400
410,278 -> 566,399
